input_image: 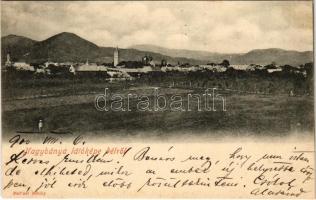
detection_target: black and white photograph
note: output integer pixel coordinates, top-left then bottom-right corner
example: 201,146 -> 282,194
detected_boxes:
1,1 -> 314,198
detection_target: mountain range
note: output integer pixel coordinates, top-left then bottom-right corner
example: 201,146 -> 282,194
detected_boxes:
1,32 -> 313,66
130,44 -> 313,66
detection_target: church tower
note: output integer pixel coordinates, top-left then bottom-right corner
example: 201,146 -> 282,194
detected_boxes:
114,46 -> 119,67
5,54 -> 11,67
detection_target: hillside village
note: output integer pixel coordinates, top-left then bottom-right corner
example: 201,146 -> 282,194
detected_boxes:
3,47 -> 310,80
2,32 -> 313,97
2,32 -> 313,80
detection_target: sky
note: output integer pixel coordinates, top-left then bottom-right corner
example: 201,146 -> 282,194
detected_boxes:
1,1 -> 313,53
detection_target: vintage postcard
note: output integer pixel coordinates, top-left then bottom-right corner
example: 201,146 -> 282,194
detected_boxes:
1,1 -> 315,198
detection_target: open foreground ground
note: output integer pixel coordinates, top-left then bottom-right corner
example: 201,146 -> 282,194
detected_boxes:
2,83 -> 314,141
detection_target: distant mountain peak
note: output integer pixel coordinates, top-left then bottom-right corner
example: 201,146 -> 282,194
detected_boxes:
45,32 -> 86,41
5,34 -> 20,38
1,34 -> 37,63
53,32 -> 79,37
59,31 -> 75,35
248,48 -> 308,54
2,34 -> 36,41
38,32 -> 99,51
131,44 -> 312,66
1,32 -> 313,66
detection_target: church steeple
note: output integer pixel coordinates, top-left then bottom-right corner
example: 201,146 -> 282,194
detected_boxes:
114,46 -> 119,67
5,53 -> 11,67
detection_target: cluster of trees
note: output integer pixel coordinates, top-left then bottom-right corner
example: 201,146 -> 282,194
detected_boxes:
207,59 -> 230,68
117,61 -> 144,68
137,63 -> 313,95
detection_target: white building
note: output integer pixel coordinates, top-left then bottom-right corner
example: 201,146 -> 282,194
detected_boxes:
106,67 -> 134,82
35,67 -> 48,74
116,66 -> 153,73
149,60 -> 155,67
71,64 -> 107,75
231,65 -> 249,71
199,65 -> 227,72
246,64 -> 265,71
13,62 -> 35,71
267,68 -> 282,73
44,61 -> 59,68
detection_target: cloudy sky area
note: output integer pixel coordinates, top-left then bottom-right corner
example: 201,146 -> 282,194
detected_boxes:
1,1 -> 313,53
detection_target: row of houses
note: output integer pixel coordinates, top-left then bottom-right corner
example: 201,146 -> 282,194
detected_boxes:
3,47 -> 305,79
3,59 -> 303,76
161,64 -> 284,73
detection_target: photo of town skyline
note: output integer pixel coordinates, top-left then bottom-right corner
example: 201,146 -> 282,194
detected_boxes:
1,1 -> 314,141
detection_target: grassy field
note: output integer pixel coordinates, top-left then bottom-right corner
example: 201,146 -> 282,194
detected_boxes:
2,83 -> 314,140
